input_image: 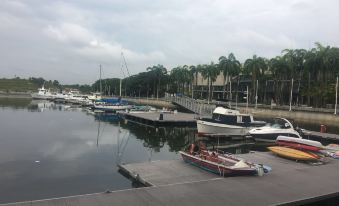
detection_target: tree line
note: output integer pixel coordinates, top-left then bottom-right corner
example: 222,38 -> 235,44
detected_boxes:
95,42 -> 339,108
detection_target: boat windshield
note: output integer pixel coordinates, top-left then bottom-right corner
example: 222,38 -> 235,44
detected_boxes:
267,118 -> 291,129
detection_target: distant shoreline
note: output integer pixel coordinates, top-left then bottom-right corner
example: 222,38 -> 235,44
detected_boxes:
0,92 -> 32,98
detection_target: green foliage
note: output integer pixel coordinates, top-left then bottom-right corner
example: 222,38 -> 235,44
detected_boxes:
0,78 -> 38,92
0,77 -> 61,92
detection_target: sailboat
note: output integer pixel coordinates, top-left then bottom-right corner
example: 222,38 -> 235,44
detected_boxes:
93,59 -> 132,112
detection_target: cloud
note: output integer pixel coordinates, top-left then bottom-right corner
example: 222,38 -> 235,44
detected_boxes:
0,0 -> 339,84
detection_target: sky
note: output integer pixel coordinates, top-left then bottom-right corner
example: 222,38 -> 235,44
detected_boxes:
1,0 -> 339,84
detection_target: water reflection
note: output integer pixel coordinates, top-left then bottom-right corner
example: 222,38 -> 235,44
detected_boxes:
124,124 -> 196,152
0,97 -> 32,109
94,113 -> 121,123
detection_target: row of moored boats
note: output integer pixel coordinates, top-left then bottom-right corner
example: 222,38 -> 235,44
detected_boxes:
182,106 -> 339,176
196,106 -> 302,142
31,86 -> 132,112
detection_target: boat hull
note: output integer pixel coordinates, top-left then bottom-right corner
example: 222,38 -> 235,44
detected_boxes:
179,151 -> 257,176
250,133 -> 301,143
268,146 -> 319,161
94,104 -> 131,112
276,136 -> 323,151
197,120 -> 251,136
31,93 -> 52,100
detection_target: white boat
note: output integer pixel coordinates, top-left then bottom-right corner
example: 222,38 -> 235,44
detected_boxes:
51,92 -> 69,101
65,90 -> 88,104
93,103 -> 132,112
249,118 -> 302,142
276,135 -> 323,151
87,92 -> 102,102
197,107 -> 266,136
31,85 -> 53,99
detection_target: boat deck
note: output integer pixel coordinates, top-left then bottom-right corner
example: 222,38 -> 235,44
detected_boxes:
3,151 -> 339,206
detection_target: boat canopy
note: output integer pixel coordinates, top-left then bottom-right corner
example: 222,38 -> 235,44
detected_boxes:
213,107 -> 240,116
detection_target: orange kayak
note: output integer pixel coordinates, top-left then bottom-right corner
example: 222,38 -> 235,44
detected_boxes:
268,146 -> 319,161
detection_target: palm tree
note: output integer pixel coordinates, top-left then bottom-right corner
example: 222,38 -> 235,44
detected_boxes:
201,62 -> 219,103
196,64 -> 204,99
244,55 -> 267,103
147,64 -> 167,99
218,55 -> 228,99
303,43 -> 334,106
170,66 -> 183,94
227,53 -> 241,101
269,56 -> 289,105
182,65 -> 191,95
189,65 -> 197,98
282,49 -> 307,105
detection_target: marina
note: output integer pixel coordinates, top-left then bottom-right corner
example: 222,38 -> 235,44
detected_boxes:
1,98 -> 339,205
2,1 -> 339,205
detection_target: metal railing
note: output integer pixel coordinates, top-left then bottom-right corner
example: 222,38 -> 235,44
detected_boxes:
166,95 -> 216,116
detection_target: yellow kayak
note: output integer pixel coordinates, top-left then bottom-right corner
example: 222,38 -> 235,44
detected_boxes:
268,146 -> 319,161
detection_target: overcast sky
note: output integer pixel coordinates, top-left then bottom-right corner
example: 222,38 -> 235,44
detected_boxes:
1,0 -> 339,84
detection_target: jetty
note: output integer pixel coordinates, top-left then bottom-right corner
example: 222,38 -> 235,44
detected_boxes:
120,112 -> 197,127
303,130 -> 339,142
3,151 -> 339,206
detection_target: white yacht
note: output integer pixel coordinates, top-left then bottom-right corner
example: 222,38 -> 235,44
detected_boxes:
93,103 -> 131,112
248,117 -> 302,142
31,85 -> 52,99
87,92 -> 102,102
197,107 -> 266,136
65,90 -> 87,104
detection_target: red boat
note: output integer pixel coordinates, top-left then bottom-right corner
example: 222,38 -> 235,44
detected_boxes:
276,136 -> 323,151
179,144 -> 259,176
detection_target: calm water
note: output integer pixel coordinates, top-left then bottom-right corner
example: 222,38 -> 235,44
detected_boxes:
0,98 -> 195,203
0,98 -> 338,203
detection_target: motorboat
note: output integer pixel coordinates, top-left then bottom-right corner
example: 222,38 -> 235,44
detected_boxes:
93,98 -> 131,112
87,92 -> 102,102
93,103 -> 131,112
179,143 -> 262,176
31,85 -> 53,99
249,118 -> 302,142
65,90 -> 88,105
180,143 -> 272,176
196,107 -> 266,136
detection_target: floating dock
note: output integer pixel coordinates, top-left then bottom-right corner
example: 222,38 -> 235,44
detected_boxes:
303,130 -> 339,142
120,112 -> 197,127
3,152 -> 339,206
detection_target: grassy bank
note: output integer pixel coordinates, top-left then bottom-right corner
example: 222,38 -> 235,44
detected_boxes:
0,78 -> 38,92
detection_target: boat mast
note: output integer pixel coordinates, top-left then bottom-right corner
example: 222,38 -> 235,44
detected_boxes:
119,78 -> 122,97
289,78 -> 293,112
119,52 -> 131,97
99,64 -> 102,95
246,86 -> 249,113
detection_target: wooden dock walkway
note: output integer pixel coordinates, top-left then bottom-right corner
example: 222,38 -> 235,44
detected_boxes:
303,130 -> 339,142
3,152 -> 339,206
121,112 -> 197,127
